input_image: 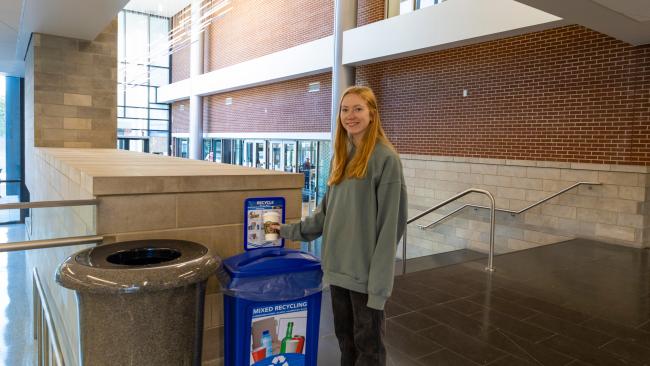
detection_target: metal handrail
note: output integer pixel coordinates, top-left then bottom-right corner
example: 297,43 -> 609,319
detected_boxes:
33,268 -> 66,366
0,235 -> 104,253
402,188 -> 496,274
417,182 -> 600,230
0,199 -> 99,210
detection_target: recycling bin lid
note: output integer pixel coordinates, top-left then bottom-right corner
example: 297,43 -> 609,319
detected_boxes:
223,248 -> 320,279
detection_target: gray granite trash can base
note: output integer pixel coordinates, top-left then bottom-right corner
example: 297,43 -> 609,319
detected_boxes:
56,240 -> 220,366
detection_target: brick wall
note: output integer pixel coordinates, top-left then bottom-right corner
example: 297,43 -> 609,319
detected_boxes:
357,25 -> 650,165
203,74 -> 331,133
205,0 -> 333,72
172,100 -> 190,133
171,6 -> 191,82
357,0 -> 384,26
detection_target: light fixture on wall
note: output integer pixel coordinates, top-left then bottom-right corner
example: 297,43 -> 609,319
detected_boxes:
308,82 -> 320,92
225,97 -> 232,105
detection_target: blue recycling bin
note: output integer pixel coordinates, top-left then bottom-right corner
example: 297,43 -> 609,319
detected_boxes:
219,248 -> 323,366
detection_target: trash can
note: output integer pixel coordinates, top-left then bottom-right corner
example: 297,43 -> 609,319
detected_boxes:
219,247 -> 322,366
56,239 -> 220,366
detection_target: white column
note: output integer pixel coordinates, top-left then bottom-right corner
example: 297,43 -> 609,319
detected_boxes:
330,0 -> 358,142
189,0 -> 205,160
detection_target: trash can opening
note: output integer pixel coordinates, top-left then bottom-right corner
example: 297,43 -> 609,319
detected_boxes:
106,248 -> 182,266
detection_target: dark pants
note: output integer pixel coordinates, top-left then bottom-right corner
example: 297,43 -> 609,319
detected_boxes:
329,285 -> 386,366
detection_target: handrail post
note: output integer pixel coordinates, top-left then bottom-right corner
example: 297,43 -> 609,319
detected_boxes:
486,191 -> 496,272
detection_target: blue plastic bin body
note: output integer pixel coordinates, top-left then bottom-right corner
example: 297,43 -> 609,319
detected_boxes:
221,248 -> 323,366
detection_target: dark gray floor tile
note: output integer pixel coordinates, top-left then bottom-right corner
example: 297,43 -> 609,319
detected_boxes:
480,329 -> 574,366
391,311 -> 439,332
527,313 -> 613,347
639,320 -> 650,333
542,335 -> 640,366
419,324 -> 506,365
601,339 -> 650,366
386,300 -> 412,318
418,304 -> 493,338
386,344 -> 426,366
415,287 -> 459,305
466,293 -> 538,320
385,319 -> 443,359
416,348 -> 480,366
514,296 -> 591,324
390,288 -> 438,311
469,308 -> 555,343
486,355 -> 538,366
442,299 -> 486,316
582,317 -> 650,349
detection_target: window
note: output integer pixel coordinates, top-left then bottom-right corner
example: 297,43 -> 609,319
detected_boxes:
388,0 -> 447,17
118,10 -> 171,155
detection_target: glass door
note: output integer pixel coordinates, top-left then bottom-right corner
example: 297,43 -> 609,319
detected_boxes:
283,141 -> 297,172
268,141 -> 282,171
254,141 -> 266,169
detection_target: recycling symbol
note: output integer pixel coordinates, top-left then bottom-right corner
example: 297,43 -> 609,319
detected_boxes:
268,355 -> 289,366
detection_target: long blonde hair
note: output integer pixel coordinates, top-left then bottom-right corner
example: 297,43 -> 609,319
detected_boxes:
328,86 -> 394,186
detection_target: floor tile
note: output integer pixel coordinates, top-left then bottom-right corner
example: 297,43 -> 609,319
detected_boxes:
468,308 -> 555,343
385,320 -> 443,359
480,329 -> 574,366
542,334 -> 641,366
526,313 -> 613,347
419,324 -> 506,365
601,339 -> 650,365
416,348 -> 480,366
391,311 -> 439,332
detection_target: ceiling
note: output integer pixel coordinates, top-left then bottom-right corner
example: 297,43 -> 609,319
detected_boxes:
514,0 -> 650,45
0,0 -> 649,77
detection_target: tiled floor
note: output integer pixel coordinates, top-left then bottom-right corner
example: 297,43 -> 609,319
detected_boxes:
4,234 -> 650,365
318,239 -> 650,365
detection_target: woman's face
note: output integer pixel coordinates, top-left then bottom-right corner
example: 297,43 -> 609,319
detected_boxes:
340,93 -> 371,145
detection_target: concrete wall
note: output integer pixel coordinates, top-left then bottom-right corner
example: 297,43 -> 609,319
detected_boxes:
402,154 -> 650,259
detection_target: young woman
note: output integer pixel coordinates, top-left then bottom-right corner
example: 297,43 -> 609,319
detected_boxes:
274,86 -> 407,365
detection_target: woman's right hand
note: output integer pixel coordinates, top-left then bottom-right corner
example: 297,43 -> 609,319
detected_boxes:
269,223 -> 281,233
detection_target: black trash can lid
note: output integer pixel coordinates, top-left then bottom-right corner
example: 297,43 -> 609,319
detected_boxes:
56,239 -> 221,294
224,248 -> 320,278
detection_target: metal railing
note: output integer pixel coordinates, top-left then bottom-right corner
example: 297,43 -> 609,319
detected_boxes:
33,268 -> 66,366
402,188 -> 497,275
417,182 -> 600,230
0,199 -> 102,253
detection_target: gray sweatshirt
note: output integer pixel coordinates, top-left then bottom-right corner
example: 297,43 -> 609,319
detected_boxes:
280,141 -> 408,310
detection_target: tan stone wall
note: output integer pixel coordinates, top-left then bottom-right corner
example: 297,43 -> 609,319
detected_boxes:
402,154 -> 650,258
27,20 -> 117,149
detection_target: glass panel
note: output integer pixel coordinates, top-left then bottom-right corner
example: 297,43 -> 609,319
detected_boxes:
419,0 -> 438,9
203,139 -> 212,161
124,64 -> 148,85
243,142 -> 254,167
317,140 -> 331,203
150,67 -> 169,87
125,12 -> 148,62
149,16 -> 170,67
149,120 -> 167,130
283,141 -> 296,172
125,107 -> 148,119
125,85 -> 148,107
150,108 -> 168,120
149,135 -> 168,155
255,142 -> 266,168
400,0 -> 414,14
118,11 -> 126,62
213,140 -> 222,162
269,142 -> 282,170
118,118 -> 148,130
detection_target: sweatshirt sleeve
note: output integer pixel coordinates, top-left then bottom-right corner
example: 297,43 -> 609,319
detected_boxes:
279,189 -> 328,242
367,155 -> 408,310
